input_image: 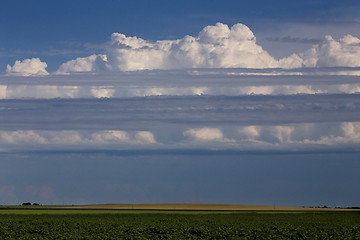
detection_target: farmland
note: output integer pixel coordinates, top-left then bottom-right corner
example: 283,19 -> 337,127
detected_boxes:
1,206 -> 360,239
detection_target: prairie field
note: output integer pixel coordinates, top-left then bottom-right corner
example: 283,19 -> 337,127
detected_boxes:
1,205 -> 360,239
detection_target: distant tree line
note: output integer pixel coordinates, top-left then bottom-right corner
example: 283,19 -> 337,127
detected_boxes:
21,202 -> 40,206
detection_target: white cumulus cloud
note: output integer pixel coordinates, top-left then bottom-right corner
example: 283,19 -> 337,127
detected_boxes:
280,35 -> 360,68
184,127 -> 226,142
341,122 -> 360,141
271,126 -> 295,144
134,131 -> 157,144
7,23 -> 360,75
53,23 -> 360,73
58,23 -> 279,72
56,54 -> 108,74
0,130 -> 48,144
236,122 -> 360,147
239,126 -> 261,140
0,85 -> 6,99
6,58 -> 49,76
90,130 -> 130,143
0,130 -> 157,147
90,87 -> 115,98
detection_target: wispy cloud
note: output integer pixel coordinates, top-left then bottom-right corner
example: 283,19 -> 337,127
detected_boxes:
266,36 -> 321,44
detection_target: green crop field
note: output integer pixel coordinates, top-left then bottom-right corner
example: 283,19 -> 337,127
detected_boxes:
0,209 -> 360,239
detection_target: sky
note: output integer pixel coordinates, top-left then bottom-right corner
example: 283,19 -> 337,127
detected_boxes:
1,0 -> 360,72
0,0 -> 360,206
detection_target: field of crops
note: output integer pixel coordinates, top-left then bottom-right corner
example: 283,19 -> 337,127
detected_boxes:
0,211 -> 360,239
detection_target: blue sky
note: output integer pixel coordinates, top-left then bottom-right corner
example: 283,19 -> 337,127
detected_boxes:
1,0 -> 360,71
1,1 -> 360,206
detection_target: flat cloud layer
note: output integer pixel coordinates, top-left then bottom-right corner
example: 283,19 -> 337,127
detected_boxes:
1,81 -> 360,100
52,22 -> 360,74
1,69 -> 360,99
1,86 -> 360,151
1,122 -> 359,150
1,71 -> 359,206
0,130 -> 156,146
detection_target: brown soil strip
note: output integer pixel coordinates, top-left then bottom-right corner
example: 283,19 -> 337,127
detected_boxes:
65,203 -> 357,211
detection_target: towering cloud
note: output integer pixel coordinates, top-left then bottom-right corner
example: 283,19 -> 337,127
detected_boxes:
6,58 -> 49,76
107,23 -> 279,71
58,23 -> 280,73
280,34 -> 360,68
8,23 -> 359,74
